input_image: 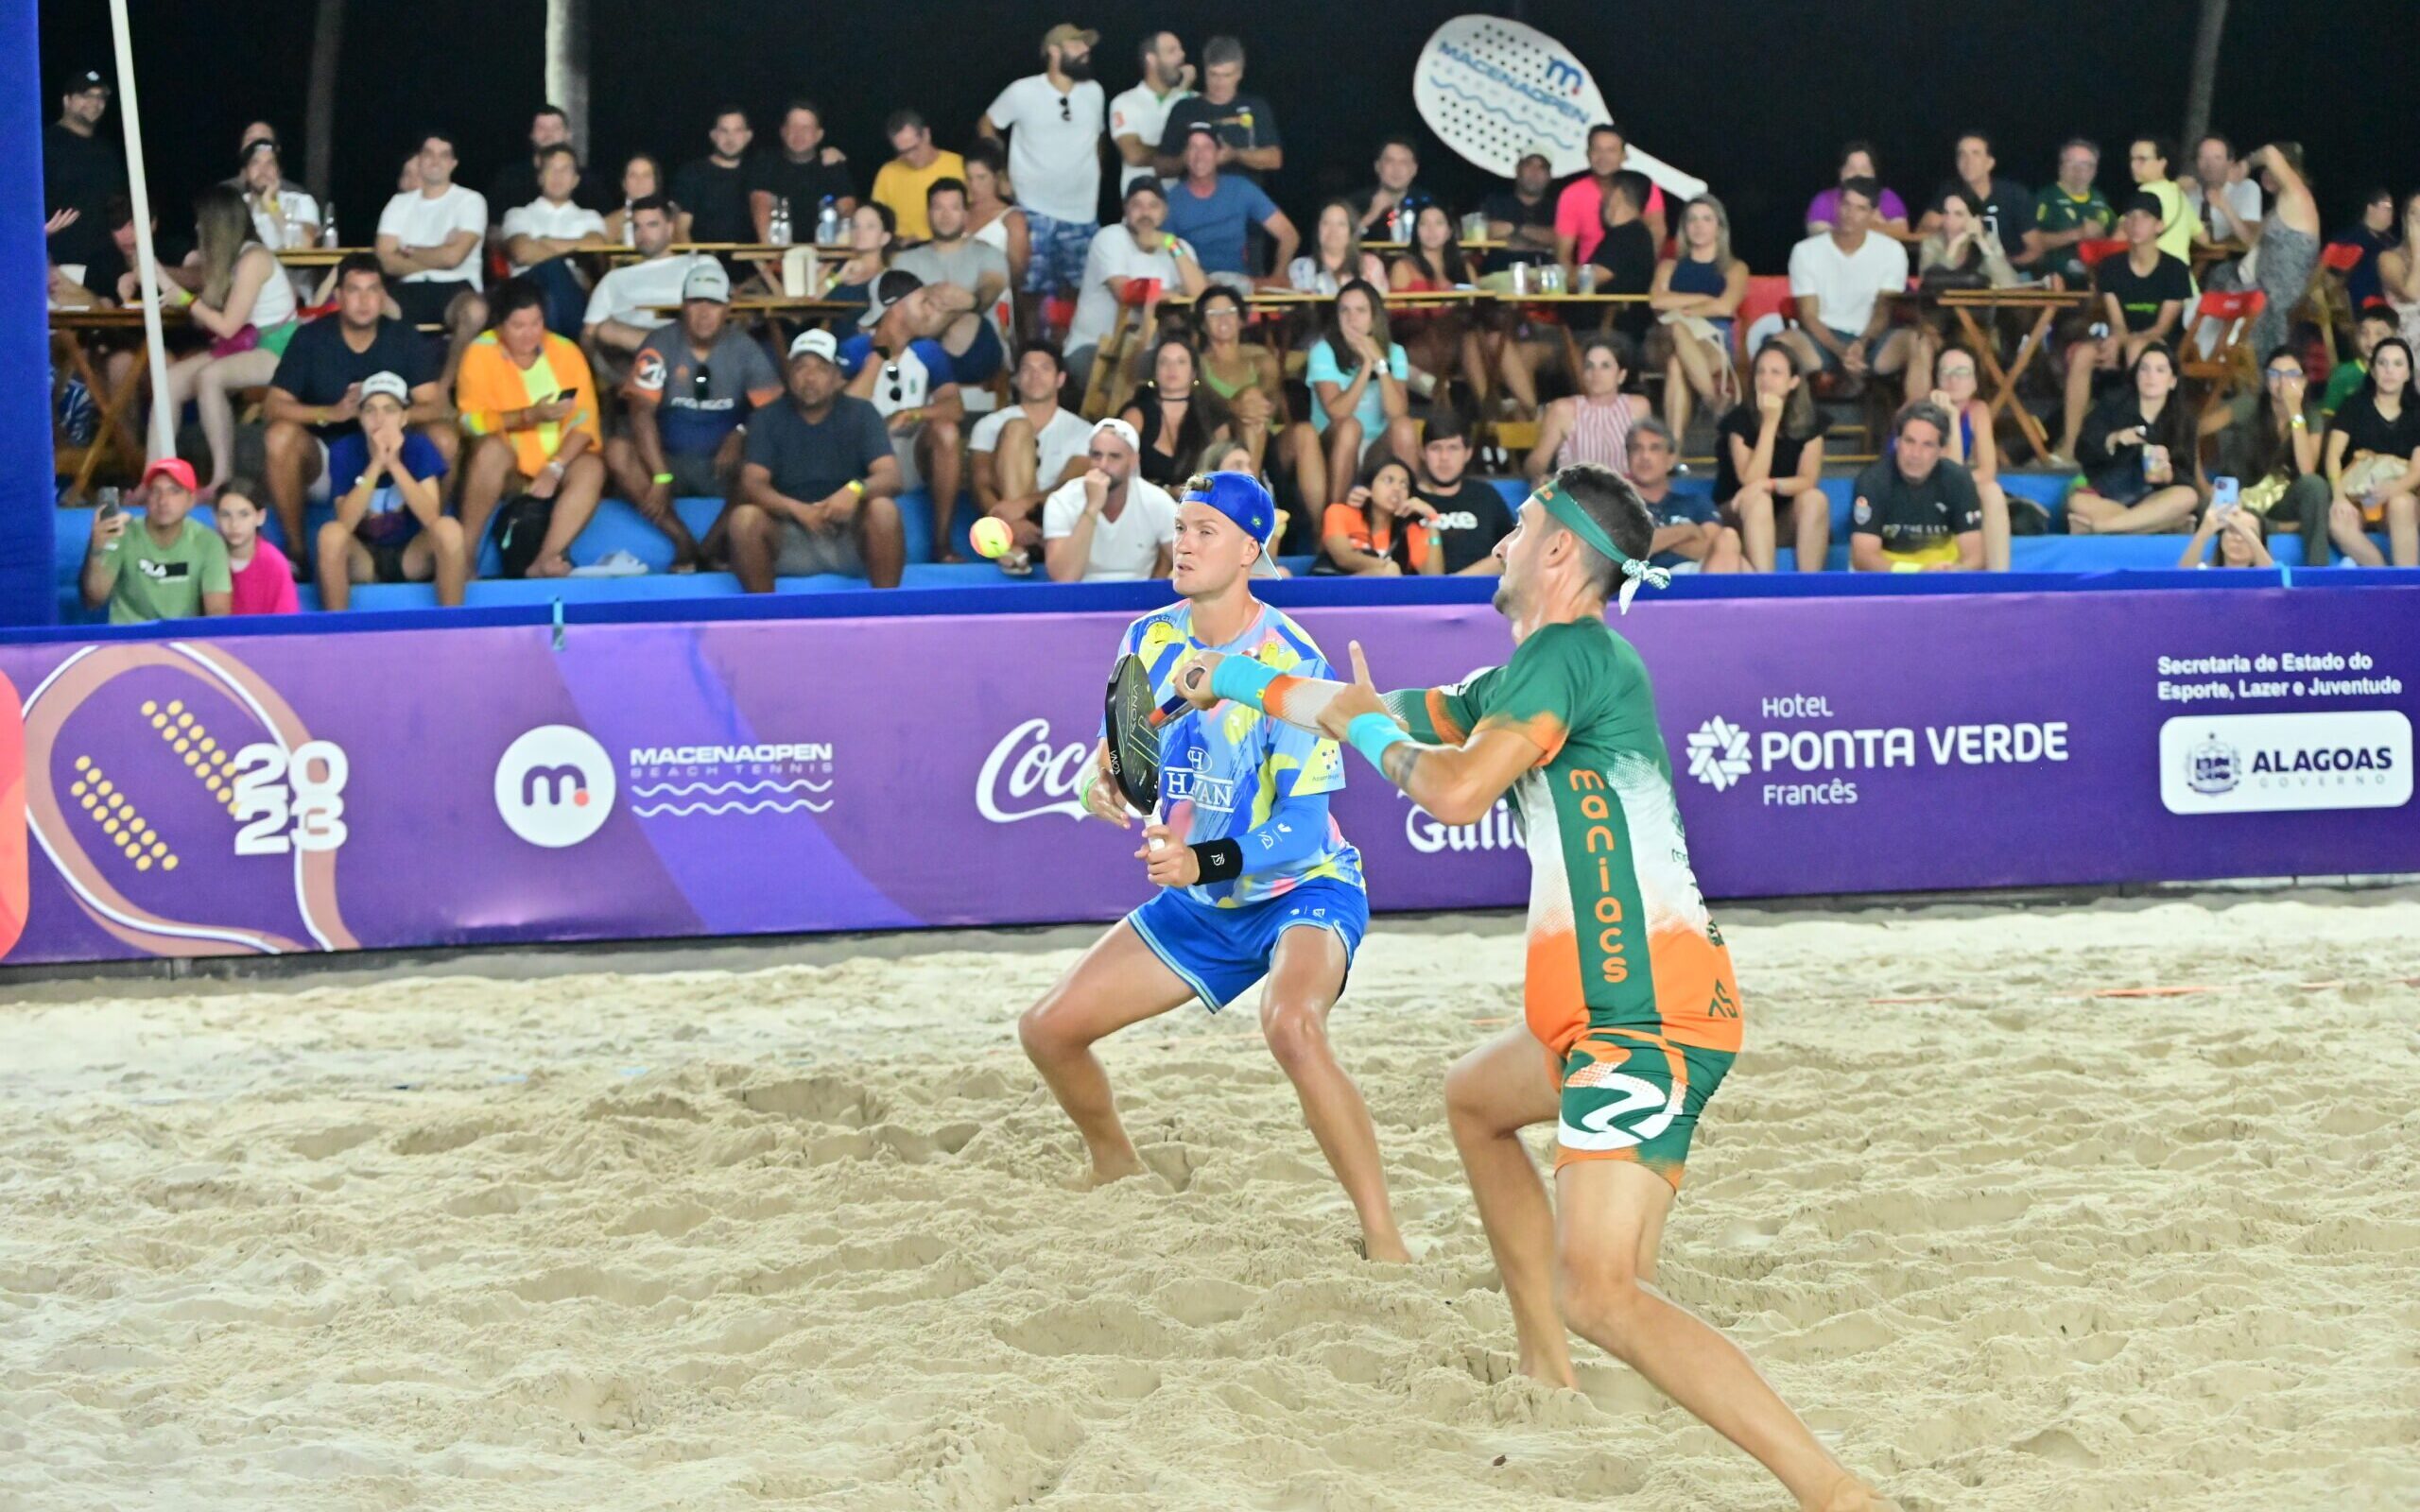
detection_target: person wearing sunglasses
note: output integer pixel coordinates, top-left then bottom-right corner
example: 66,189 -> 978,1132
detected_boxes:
978,24 -> 1108,304
605,261 -> 782,571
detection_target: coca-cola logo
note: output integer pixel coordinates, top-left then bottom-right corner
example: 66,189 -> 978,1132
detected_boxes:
977,718 -> 1094,823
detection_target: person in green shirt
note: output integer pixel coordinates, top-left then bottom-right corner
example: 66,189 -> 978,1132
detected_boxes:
82,457 -> 233,625
2126,136 -> 2194,266
2324,307 -> 2398,417
1178,463 -> 1896,1512
2027,137 -> 2114,284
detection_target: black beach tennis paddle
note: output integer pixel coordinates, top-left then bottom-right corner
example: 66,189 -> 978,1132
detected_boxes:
1102,653 -> 1194,818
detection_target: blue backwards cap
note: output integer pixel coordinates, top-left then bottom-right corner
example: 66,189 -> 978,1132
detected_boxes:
1182,471 -> 1277,545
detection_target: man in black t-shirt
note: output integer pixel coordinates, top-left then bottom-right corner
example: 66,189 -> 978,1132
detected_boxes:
729,330 -> 907,590
260,255 -> 452,555
1347,137 -> 1436,243
1155,36 -> 1282,180
1412,412 -> 1514,574
1850,403 -> 1983,571
1479,152 -> 1558,273
2054,191 -> 2192,462
486,105 -> 607,231
747,101 -> 856,242
1920,132 -> 2039,264
671,107 -> 758,246
44,70 -> 124,275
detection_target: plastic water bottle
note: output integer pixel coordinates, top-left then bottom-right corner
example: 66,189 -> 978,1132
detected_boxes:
769,197 -> 792,248
816,196 -> 841,247
320,205 -> 337,249
621,198 -> 636,247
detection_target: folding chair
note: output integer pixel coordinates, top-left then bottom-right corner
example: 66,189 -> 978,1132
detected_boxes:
2074,237 -> 2129,273
1077,280 -> 1161,421
2309,242 -> 2365,369
1733,274 -> 1794,364
2179,289 -> 2266,405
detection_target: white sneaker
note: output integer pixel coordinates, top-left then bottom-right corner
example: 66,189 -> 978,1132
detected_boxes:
569,549 -> 649,577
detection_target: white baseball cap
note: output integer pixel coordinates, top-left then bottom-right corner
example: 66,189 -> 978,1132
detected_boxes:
360,370 -> 410,405
787,328 -> 839,365
1090,417 -> 1139,453
682,260 -> 732,303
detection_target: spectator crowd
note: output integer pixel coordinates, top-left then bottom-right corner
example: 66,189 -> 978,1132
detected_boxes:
40,31 -> 2420,624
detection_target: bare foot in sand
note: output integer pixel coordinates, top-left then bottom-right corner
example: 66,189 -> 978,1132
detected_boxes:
1360,1230 -> 1413,1264
1804,1476 -> 1899,1512
1079,1150 -> 1150,1188
1515,1350 -> 1577,1389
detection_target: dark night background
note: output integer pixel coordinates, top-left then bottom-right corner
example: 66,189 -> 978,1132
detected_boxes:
33,1 -> 2417,269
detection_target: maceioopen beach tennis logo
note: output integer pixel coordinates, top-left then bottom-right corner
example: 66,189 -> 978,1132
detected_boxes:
494,725 -> 615,848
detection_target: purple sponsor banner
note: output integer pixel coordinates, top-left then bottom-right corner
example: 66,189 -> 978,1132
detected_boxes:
1,588 -> 2413,966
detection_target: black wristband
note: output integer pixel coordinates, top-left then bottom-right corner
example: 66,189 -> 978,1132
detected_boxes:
1190,839 -> 1244,884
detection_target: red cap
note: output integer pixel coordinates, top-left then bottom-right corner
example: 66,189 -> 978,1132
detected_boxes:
140,457 -> 198,493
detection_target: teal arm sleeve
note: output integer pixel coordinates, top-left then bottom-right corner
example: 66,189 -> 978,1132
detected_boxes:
1209,655 -> 1279,709
1345,711 -> 1412,773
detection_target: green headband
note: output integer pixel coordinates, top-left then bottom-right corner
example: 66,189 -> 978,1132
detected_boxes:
1534,482 -> 1670,615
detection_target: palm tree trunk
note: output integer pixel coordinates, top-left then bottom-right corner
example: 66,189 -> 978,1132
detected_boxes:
302,0 -> 343,205
2181,0 -> 2229,152
545,0 -> 591,160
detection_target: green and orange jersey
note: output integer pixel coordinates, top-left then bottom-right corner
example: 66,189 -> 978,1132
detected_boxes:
1389,618 -> 1741,1060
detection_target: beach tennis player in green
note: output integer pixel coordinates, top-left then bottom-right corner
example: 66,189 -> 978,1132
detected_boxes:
1177,462 -> 1896,1511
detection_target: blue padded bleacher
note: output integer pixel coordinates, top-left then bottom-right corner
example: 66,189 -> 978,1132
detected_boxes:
1482,474 -> 2384,572
51,478 -> 2398,622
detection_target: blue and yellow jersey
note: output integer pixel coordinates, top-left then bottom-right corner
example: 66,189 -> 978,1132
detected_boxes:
1112,602 -> 1364,909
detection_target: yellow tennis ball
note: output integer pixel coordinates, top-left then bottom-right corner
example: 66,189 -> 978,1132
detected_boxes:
970,517 -> 1013,559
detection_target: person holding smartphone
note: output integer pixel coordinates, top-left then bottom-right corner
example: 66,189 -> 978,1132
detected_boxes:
454,276 -> 605,577
2066,342 -> 2204,535
2179,483 -> 2275,568
82,458 -> 232,624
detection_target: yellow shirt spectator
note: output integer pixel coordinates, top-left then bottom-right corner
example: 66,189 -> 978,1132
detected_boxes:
456,328 -> 601,477
872,148 -> 966,243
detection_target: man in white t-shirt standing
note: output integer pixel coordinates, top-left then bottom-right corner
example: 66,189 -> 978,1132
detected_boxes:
376,129 -> 488,378
973,341 -> 1094,558
1777,179 -> 1920,403
1044,417 -> 1177,582
1065,180 -> 1207,387
977,23 -> 1107,309
1109,30 -> 1194,195
582,196 -> 702,381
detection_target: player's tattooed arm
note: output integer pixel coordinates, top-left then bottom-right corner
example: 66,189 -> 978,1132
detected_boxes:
1326,643 -> 1541,823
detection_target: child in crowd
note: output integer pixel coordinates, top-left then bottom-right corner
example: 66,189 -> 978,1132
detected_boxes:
216,476 -> 299,614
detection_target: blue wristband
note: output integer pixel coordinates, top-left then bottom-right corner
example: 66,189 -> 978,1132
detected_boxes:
1345,711 -> 1411,772
1208,655 -> 1279,709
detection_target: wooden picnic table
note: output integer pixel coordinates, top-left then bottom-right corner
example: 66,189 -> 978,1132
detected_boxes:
272,246 -> 370,267
49,307 -> 195,502
1887,285 -> 2091,462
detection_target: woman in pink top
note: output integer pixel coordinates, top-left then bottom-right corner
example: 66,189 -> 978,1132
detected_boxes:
1806,141 -> 1913,241
1523,334 -> 1648,483
216,479 -> 299,614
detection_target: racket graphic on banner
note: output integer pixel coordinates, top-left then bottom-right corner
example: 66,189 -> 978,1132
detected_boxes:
1413,14 -> 1705,196
1102,653 -> 1192,847
15,642 -> 359,959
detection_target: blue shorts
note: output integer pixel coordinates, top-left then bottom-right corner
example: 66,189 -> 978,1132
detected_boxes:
1024,213 -> 1094,297
1809,325 -> 1863,374
1127,878 -> 1368,1012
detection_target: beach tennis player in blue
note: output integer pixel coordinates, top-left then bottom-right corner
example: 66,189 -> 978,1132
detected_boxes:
1017,472 -> 1409,1262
